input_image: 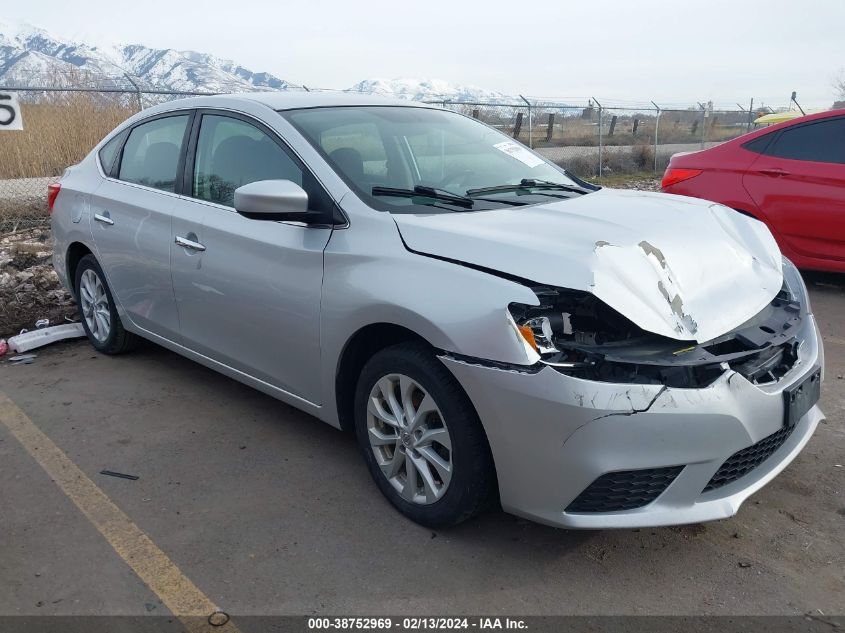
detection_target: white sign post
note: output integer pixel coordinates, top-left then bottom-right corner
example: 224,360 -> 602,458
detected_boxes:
0,92 -> 24,131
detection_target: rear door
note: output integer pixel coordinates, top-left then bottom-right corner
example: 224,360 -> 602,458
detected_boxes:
90,112 -> 193,340
170,111 -> 334,404
742,116 -> 845,262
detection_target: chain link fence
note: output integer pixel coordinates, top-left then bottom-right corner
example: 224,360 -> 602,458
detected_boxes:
0,85 -> 763,233
0,86 -> 215,232
433,99 -> 758,179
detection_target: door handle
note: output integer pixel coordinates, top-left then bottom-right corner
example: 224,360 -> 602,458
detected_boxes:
94,212 -> 114,225
175,235 -> 206,252
760,167 -> 790,177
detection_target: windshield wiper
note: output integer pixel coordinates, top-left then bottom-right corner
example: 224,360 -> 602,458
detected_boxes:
466,178 -> 590,197
372,186 -> 474,209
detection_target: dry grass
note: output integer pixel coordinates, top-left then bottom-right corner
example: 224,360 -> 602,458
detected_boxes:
0,92 -> 136,179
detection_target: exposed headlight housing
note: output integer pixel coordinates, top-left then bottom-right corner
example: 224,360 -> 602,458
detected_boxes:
781,256 -> 810,314
509,279 -> 807,388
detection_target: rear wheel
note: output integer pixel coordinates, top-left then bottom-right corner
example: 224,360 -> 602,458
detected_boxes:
354,342 -> 496,527
75,254 -> 139,354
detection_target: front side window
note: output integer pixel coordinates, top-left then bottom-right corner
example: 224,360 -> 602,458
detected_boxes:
193,115 -> 303,207
118,115 -> 190,192
764,118 -> 845,164
284,106 -> 584,214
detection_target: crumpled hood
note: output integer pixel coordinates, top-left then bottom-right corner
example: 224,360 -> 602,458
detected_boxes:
393,188 -> 783,343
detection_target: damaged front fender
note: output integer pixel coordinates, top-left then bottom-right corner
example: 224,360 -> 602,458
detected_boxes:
392,189 -> 784,343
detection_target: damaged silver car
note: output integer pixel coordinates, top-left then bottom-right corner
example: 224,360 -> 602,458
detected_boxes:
51,93 -> 824,528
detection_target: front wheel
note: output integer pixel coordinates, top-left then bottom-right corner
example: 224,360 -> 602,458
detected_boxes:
354,342 -> 496,527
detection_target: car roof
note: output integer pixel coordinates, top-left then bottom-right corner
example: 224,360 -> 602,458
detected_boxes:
190,90 -> 426,110
746,107 -> 845,138
691,107 -> 845,152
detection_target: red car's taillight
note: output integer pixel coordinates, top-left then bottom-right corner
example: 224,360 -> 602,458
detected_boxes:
661,168 -> 703,189
47,182 -> 61,213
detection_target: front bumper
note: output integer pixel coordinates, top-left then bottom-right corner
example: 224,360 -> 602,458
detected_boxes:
441,315 -> 824,529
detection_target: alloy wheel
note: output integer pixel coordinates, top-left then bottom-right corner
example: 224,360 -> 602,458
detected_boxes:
367,373 -> 453,505
79,268 -> 111,343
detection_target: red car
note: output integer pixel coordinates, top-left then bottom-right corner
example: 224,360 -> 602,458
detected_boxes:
661,109 -> 845,272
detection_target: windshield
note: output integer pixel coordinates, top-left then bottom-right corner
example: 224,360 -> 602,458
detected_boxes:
282,106 -> 587,213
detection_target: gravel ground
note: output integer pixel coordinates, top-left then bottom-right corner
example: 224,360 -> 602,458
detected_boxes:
0,277 -> 842,618
0,227 -> 76,338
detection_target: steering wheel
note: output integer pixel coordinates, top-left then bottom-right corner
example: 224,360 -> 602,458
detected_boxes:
436,168 -> 475,192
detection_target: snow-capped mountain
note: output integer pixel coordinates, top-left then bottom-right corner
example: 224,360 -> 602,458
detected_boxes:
0,20 -> 293,93
0,21 -> 508,102
347,78 -> 509,103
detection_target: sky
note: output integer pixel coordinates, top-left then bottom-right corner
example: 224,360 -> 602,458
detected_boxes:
4,0 -> 844,108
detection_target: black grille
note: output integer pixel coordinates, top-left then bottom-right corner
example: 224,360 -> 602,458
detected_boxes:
566,466 -> 684,513
703,424 -> 795,493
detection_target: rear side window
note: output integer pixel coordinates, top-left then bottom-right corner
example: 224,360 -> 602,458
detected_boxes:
98,130 -> 127,177
764,118 -> 845,164
741,134 -> 773,156
118,115 -> 190,192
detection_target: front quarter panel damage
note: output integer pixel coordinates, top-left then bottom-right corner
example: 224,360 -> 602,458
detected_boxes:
317,204 -> 542,425
393,190 -> 785,343
440,312 -> 822,527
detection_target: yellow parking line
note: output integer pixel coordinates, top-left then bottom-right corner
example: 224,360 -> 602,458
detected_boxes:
0,393 -> 239,633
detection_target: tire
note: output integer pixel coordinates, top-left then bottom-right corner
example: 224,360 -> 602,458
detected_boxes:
74,254 -> 139,355
354,342 -> 496,528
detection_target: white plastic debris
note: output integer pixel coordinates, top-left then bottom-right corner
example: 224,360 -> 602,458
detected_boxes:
35,318 -> 50,329
7,323 -> 85,353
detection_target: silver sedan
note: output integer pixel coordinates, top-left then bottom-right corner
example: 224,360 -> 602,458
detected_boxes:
51,92 -> 824,528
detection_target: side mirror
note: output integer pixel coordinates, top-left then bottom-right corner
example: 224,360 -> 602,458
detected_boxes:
234,180 -> 309,220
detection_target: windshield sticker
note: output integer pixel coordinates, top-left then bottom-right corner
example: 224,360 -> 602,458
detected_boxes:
493,141 -> 545,168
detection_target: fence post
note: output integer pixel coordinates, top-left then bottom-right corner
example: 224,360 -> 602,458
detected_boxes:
512,112 -> 523,138
546,112 -> 555,142
651,101 -> 661,174
124,73 -> 142,111
519,95 -> 532,148
593,98 -> 603,178
747,98 -> 754,132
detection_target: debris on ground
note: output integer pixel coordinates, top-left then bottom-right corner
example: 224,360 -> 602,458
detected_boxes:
0,339 -> 7,356
208,612 -> 230,627
8,353 -> 37,365
7,323 -> 85,353
1,227 -> 77,337
99,470 -> 139,481
618,177 -> 661,192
